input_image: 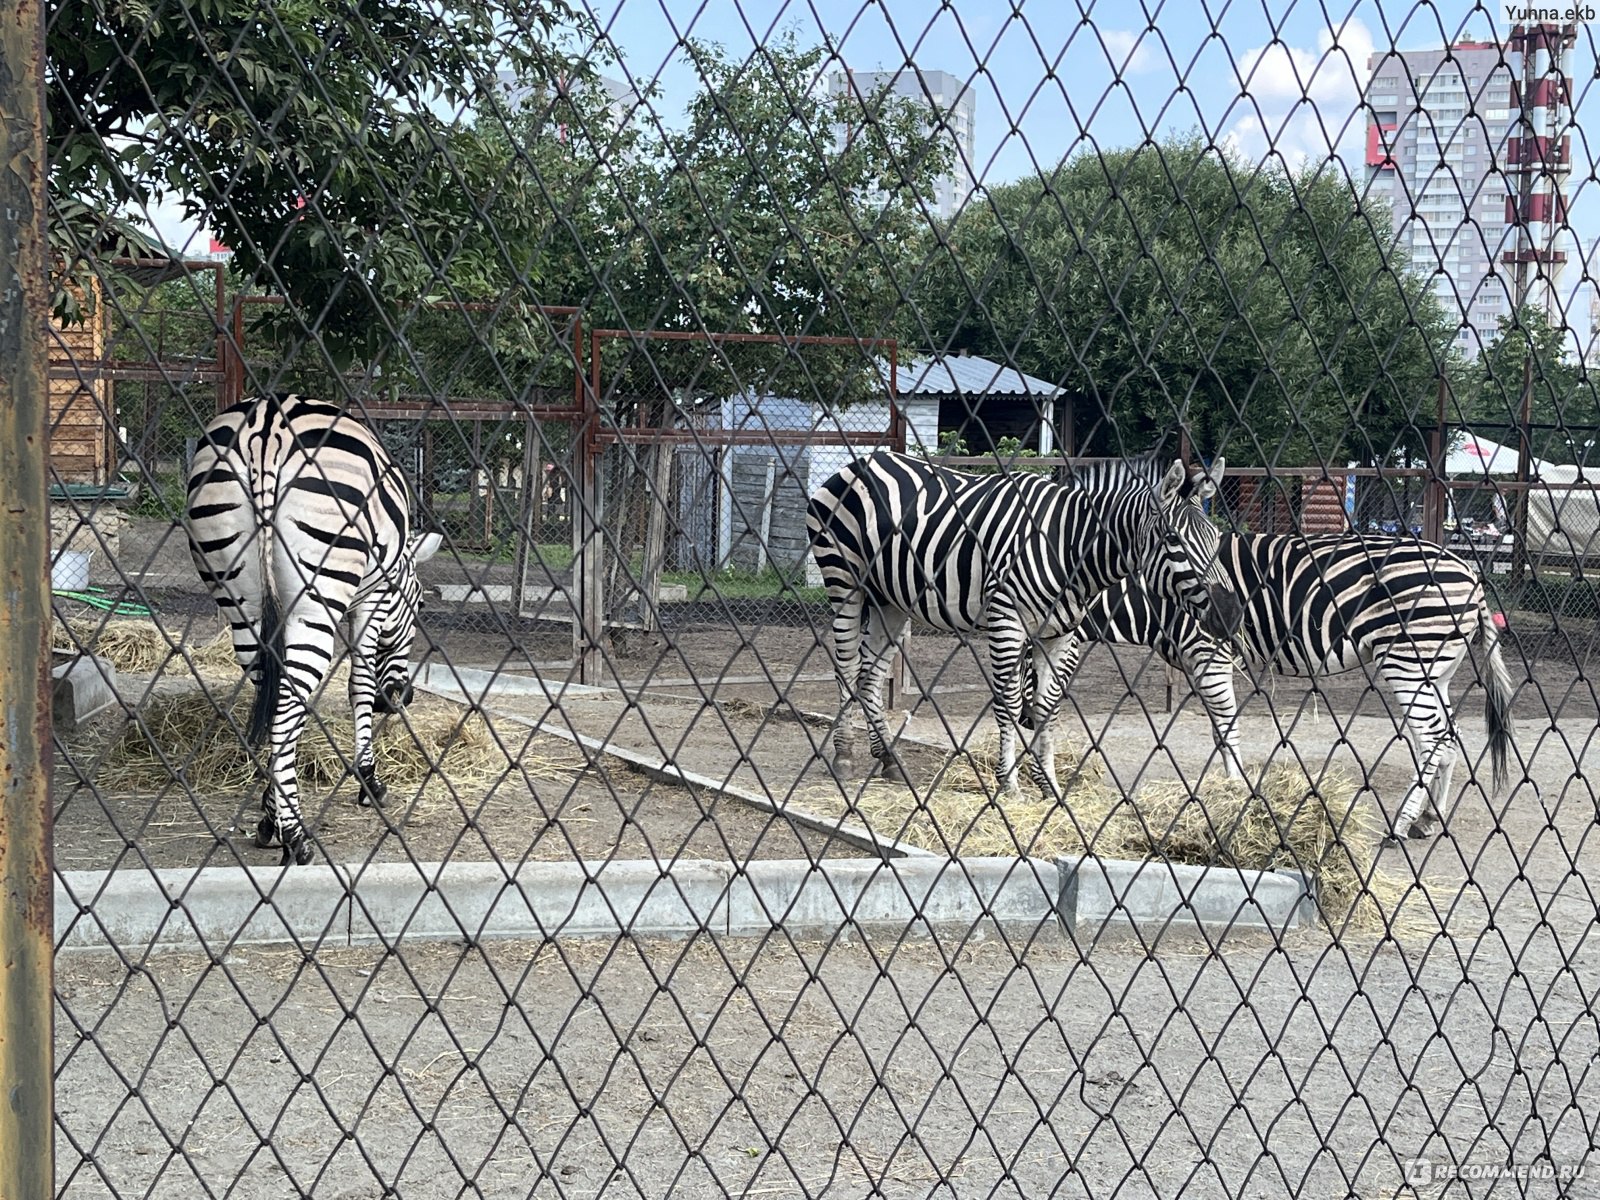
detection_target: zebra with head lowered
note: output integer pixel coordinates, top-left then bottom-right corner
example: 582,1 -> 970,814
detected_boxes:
806,449 -> 1242,795
185,394 -> 442,866
1042,532 -> 1516,842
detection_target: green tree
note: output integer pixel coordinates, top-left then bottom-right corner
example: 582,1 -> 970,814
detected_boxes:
593,35 -> 952,410
393,35 -> 950,416
47,0 -> 585,360
1469,307 -> 1597,465
907,136 -> 1463,466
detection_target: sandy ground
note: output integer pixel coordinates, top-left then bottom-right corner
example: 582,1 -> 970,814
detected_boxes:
49,518 -> 1600,1197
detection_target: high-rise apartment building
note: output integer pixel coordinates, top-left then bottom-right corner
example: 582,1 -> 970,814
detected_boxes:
1364,40 -> 1518,353
1364,28 -> 1575,356
830,68 -> 976,224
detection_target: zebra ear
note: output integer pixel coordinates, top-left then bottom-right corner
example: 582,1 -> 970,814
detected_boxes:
1157,459 -> 1187,506
411,531 -> 443,563
1192,456 -> 1226,501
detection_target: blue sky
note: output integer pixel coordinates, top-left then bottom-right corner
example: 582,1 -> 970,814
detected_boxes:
147,0 -> 1600,328
586,0 -> 1592,184
571,0 -> 1600,322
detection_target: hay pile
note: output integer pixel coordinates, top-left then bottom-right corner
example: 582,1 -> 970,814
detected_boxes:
54,617 -> 237,677
827,740 -> 1432,933
87,688 -> 570,803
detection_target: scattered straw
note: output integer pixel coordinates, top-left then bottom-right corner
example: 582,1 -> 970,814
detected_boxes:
54,617 -> 237,677
813,737 -> 1446,935
84,688 -> 574,803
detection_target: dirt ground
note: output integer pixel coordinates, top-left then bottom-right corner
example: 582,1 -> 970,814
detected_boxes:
50,519 -> 1600,1197
54,921 -> 1600,1199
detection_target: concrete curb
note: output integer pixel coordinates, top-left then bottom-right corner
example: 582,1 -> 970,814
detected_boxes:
1056,855 -> 1319,938
54,856 -> 1059,954
434,583 -> 689,605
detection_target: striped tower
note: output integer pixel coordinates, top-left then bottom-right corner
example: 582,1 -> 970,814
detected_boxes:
1503,22 -> 1577,317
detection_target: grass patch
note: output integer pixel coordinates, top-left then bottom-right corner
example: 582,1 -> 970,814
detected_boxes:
809,738 -> 1448,936
80,686 -> 573,804
54,616 -> 238,676
533,542 -> 575,571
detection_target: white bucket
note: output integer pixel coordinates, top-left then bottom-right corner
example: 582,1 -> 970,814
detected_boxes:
52,549 -> 92,592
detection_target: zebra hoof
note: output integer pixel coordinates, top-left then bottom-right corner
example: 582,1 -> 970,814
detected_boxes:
1406,819 -> 1439,841
279,829 -> 314,867
254,815 -> 278,849
878,758 -> 908,785
829,754 -> 858,780
1031,776 -> 1062,801
357,764 -> 388,808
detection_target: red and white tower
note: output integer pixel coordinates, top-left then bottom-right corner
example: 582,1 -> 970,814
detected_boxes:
1503,22 -> 1577,318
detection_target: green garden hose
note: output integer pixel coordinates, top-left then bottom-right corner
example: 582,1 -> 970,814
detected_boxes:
52,586 -> 154,618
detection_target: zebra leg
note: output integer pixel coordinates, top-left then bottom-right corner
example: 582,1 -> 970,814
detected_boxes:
1386,674 -> 1457,843
1187,646 -> 1245,781
1413,658 -> 1465,838
823,590 -> 867,776
986,601 -> 1028,797
185,479 -> 271,685
1023,637 -> 1074,795
255,602 -> 340,866
254,683 -> 315,867
348,606 -> 388,808
858,607 -> 912,783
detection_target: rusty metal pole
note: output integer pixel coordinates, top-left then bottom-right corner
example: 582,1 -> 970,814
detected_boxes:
577,330 -> 605,684
1423,375 -> 1449,545
0,0 -> 57,1193
1512,351 -> 1536,583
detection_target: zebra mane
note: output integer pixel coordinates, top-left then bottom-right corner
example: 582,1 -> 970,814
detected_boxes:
1061,447 -> 1171,495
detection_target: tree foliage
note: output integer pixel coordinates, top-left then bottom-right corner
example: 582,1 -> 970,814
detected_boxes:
47,0 -> 585,360
908,137 -> 1463,466
471,35 -> 952,412
1467,308 -> 1598,465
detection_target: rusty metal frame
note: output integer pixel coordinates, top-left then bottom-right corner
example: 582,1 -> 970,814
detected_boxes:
49,257 -> 230,390
226,296 -> 587,417
575,328 -> 902,684
228,295 -> 590,600
0,0 -> 56,1192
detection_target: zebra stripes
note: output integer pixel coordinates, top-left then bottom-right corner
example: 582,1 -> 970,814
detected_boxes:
185,394 -> 441,866
1048,532 -> 1516,840
806,449 -> 1241,794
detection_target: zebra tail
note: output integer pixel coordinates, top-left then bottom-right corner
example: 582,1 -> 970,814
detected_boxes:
1480,601 -> 1515,792
246,502 -> 281,752
247,590 -> 283,750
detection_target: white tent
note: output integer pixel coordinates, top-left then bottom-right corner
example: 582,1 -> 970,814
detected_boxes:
1526,463 -> 1600,562
1439,436 -> 1600,561
1444,432 -> 1556,476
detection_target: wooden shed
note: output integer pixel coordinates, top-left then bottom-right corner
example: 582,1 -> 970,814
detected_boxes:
47,276 -> 127,570
49,279 -> 113,485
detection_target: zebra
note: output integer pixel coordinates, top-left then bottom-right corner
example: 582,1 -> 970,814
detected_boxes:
805,449 -> 1242,795
185,394 -> 442,866
1040,533 -> 1516,842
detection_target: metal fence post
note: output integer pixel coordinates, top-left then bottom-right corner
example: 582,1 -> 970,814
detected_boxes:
1423,376 -> 1449,545
0,0 -> 56,1193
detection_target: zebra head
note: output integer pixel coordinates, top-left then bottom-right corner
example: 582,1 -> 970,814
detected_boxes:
1138,457 -> 1242,641
371,531 -> 443,713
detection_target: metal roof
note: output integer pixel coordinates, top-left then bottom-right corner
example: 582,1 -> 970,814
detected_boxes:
895,353 -> 1060,399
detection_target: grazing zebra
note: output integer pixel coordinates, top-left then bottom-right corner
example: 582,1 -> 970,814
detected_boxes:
806,449 -> 1242,795
185,394 -> 442,866
1043,533 -> 1516,841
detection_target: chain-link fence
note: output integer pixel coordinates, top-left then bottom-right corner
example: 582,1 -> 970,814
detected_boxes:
15,0 -> 1600,1195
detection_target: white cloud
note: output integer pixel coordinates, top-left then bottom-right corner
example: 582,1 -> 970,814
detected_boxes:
1100,29 -> 1156,76
1223,17 -> 1375,170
